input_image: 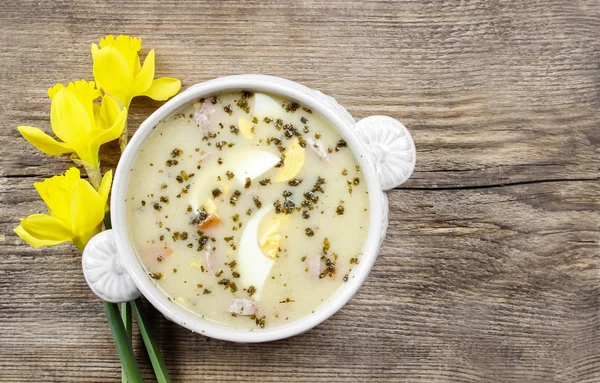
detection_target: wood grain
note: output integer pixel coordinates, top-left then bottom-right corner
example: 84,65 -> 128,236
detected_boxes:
1,0 -> 599,382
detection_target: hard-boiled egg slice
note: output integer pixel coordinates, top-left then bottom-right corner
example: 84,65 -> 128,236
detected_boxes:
237,207 -> 273,300
238,117 -> 254,140
258,213 -> 288,259
253,93 -> 286,121
230,149 -> 280,183
274,137 -> 305,182
204,198 -> 217,214
189,150 -> 278,213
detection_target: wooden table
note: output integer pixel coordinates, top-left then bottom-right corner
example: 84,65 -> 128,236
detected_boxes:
1,1 -> 599,382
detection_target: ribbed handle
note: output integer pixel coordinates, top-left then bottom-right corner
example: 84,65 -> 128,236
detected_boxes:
354,116 -> 416,190
82,230 -> 141,303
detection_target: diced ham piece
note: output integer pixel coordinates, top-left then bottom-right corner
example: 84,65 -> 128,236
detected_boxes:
305,137 -> 330,163
194,102 -> 216,131
196,214 -> 221,230
228,298 -> 258,316
142,245 -> 173,265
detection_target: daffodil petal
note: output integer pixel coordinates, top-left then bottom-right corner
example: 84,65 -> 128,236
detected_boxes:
20,214 -> 73,241
95,94 -> 122,128
14,225 -> 66,248
18,126 -> 73,156
93,46 -> 133,106
98,170 -> 113,212
91,43 -> 99,60
70,180 -> 104,238
63,167 -> 82,187
92,94 -> 127,145
50,89 -> 91,143
33,168 -> 79,223
91,105 -> 127,150
134,54 -> 142,75
48,84 -> 64,100
141,77 -> 181,101
132,49 -> 155,96
98,170 -> 113,205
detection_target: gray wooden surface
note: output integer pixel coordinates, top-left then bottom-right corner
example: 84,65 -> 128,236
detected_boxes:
1,1 -> 599,382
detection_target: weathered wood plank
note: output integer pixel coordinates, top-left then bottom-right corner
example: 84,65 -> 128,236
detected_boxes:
1,178 -> 598,382
1,0 -> 598,187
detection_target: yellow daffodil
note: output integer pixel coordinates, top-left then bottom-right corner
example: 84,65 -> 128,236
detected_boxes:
91,35 -> 181,108
14,168 -> 112,251
18,80 -> 126,187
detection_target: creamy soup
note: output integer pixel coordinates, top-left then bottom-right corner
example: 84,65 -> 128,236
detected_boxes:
125,91 -> 369,329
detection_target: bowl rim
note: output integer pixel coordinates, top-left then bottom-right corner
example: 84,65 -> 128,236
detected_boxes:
111,74 -> 384,342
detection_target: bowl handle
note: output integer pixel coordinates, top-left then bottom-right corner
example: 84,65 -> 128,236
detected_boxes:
354,116 -> 416,190
82,229 -> 141,303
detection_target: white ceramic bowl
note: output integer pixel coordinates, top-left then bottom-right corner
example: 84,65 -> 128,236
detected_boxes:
82,75 -> 416,342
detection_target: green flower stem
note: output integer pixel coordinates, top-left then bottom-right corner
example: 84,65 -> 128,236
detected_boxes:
132,299 -> 171,383
104,212 -> 168,382
102,213 -> 135,383
104,301 -> 144,383
73,238 -> 86,253
87,166 -> 103,190
121,302 -> 133,383
104,211 -> 112,229
75,157 -> 102,190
